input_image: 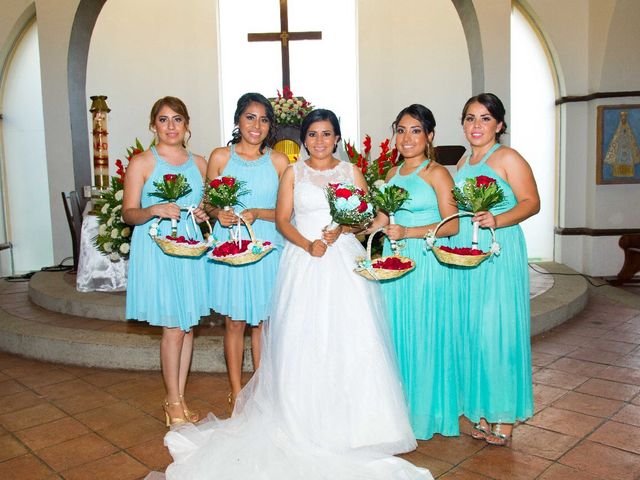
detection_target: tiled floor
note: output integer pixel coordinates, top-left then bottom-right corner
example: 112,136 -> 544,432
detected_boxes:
0,280 -> 639,479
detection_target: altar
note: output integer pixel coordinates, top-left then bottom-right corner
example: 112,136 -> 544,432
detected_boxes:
76,212 -> 128,292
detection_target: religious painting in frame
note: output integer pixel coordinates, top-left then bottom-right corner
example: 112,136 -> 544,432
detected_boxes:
596,104 -> 640,184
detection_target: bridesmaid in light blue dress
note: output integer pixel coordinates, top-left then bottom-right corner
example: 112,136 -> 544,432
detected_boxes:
451,93 -> 540,446
124,96 -> 210,427
206,93 -> 289,407
368,104 -> 460,440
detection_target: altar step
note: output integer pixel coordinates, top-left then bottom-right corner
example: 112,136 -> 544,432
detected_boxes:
0,262 -> 588,372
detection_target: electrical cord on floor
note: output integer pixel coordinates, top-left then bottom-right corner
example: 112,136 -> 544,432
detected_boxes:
3,258 -> 74,282
528,263 -> 610,287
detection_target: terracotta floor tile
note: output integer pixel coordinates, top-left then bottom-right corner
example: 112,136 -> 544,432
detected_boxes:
633,393 -> 640,406
125,434 -> 172,471
536,331 -> 591,347
98,414 -> 166,449
567,347 -> 624,365
36,432 -> 118,471
583,338 -> 638,354
588,420 -> 640,454
34,379 -> 97,400
526,406 -> 603,437
533,383 -> 569,409
552,391 -> 624,417
0,453 -> 54,480
532,368 -> 589,390
611,353 -> 640,369
414,433 -> 485,465
559,440 -> 640,480
546,357 -> 608,377
0,433 -> 28,461
60,451 -> 149,480
397,449 -> 451,474
594,365 -> 640,385
612,403 -> 640,427
51,388 -> 120,415
75,401 -> 146,431
459,446 -> 552,480
0,371 -> 9,382
556,325 -> 607,339
439,467 -> 493,479
58,365 -> 93,377
510,424 -> 579,460
531,341 -> 579,356
18,369 -> 76,389
104,377 -> 162,400
82,369 -> 142,388
0,378 -> 29,398
575,378 -> 640,401
602,330 -> 640,345
15,417 -> 90,451
0,403 -> 67,432
531,351 -> 560,367
537,463 -> 604,479
2,361 -> 55,379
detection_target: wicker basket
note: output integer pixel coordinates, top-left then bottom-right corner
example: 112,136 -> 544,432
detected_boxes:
208,215 -> 274,266
425,212 -> 498,268
354,228 -> 415,281
150,218 -> 213,258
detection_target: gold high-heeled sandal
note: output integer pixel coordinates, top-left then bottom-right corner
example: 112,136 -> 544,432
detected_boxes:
163,399 -> 187,428
179,394 -> 199,423
228,392 -> 237,412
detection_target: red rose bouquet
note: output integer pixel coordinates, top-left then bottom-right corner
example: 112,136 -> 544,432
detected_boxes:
148,172 -> 192,237
204,176 -> 249,210
325,182 -> 373,230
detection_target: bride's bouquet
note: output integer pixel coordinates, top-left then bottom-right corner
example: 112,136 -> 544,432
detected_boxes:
325,182 -> 374,230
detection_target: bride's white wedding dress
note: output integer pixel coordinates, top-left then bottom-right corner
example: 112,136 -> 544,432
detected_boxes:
162,160 -> 432,479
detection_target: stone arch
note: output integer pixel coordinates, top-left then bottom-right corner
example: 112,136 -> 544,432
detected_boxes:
451,0 -> 485,94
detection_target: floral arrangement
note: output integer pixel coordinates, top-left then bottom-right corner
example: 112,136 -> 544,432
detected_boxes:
148,173 -> 192,237
93,139 -> 145,261
344,136 -> 399,189
368,183 -> 410,215
204,176 -> 249,210
270,87 -> 313,126
453,175 -> 505,213
325,182 -> 373,229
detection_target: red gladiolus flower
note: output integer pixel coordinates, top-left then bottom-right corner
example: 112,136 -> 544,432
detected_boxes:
210,178 -> 222,189
222,176 -> 235,187
357,201 -> 368,213
346,143 -> 354,158
335,188 -> 352,199
475,175 -> 496,188
379,139 -> 390,156
282,86 -> 293,100
164,174 -> 177,182
389,148 -> 399,166
363,135 -> 372,156
115,159 -> 126,183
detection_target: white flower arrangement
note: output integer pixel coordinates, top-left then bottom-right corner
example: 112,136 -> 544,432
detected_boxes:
270,87 -> 313,126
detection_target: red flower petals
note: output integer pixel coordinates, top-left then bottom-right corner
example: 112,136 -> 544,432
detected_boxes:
165,235 -> 200,245
439,246 -> 485,256
211,240 -> 271,257
373,257 -> 413,270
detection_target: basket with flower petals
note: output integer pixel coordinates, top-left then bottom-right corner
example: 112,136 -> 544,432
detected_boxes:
149,213 -> 214,258
425,212 -> 499,267
208,215 -> 273,266
355,228 -> 415,281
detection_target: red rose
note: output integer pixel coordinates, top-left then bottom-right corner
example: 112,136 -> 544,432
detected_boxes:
222,177 -> 235,187
164,174 -> 178,182
475,175 -> 496,188
328,183 -> 340,190
210,178 -> 222,189
355,188 -> 365,196
335,188 -> 352,199
357,201 -> 368,213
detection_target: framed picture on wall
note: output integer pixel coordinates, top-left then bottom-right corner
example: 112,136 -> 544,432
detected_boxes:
596,104 -> 640,184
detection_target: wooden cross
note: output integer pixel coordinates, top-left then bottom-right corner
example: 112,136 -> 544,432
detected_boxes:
247,0 -> 322,90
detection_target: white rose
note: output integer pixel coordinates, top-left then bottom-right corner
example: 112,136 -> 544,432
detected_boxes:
119,243 -> 130,254
98,224 -> 107,236
121,227 -> 131,238
107,218 -> 113,227
101,203 -> 109,214
103,242 -> 113,253
114,190 -> 123,201
111,229 -> 119,239
112,204 -> 122,213
373,179 -> 386,189
109,253 -> 120,261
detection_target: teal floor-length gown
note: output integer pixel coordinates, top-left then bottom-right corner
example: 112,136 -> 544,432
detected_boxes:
451,143 -> 534,424
381,160 -> 461,440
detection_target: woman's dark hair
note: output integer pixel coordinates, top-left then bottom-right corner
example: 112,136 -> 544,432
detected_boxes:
228,92 -> 276,153
300,109 -> 342,155
149,96 -> 191,147
461,92 -> 508,141
392,104 -> 437,162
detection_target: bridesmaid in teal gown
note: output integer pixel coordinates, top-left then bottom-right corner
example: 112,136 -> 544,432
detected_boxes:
368,104 -> 460,440
452,93 -> 540,446
206,93 -> 289,408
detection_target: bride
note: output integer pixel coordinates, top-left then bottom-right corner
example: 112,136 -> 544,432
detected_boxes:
162,109 -> 432,479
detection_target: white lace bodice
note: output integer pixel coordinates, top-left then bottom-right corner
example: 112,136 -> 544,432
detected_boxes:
292,160 -> 355,239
